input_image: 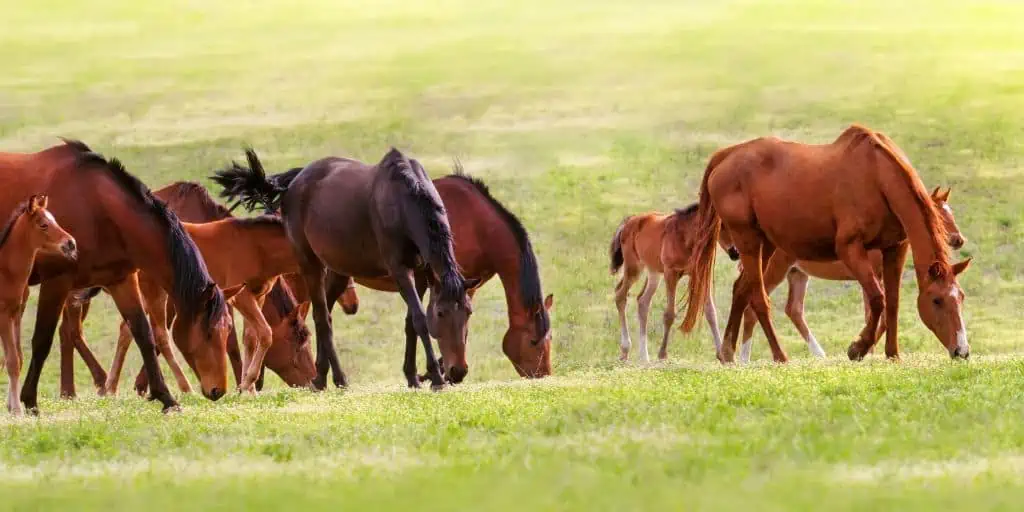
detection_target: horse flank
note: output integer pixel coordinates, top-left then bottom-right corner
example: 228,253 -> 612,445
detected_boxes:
69,143 -> 226,329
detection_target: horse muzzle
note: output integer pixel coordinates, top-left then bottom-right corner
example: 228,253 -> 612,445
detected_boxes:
61,240 -> 78,261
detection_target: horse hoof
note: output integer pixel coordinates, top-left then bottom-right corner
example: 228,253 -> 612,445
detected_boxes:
658,352 -> 668,361
430,382 -> 445,392
162,405 -> 182,415
847,343 -> 866,361
26,407 -> 39,417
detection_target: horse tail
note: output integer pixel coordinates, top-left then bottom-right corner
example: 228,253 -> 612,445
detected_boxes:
210,148 -> 286,213
680,149 -> 729,333
609,217 -> 629,274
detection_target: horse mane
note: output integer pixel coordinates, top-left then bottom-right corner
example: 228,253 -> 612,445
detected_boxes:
58,138 -> 93,154
673,202 -> 698,217
162,181 -> 232,220
446,166 -> 548,329
843,124 -> 950,266
74,151 -> 226,328
0,199 -> 31,252
267,278 -> 297,315
229,214 -> 284,227
381,148 -> 463,301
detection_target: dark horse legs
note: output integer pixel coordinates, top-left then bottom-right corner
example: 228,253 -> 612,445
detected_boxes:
19,279 -> 72,413
393,270 -> 443,390
402,282 -> 428,388
301,263 -> 347,391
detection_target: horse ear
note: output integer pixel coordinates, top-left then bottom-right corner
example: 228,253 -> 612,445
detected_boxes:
931,186 -> 941,199
463,277 -> 482,291
544,294 -> 554,311
952,258 -> 972,276
29,195 -> 46,212
221,284 -> 245,302
927,261 -> 947,280
941,187 -> 952,202
296,301 -> 311,320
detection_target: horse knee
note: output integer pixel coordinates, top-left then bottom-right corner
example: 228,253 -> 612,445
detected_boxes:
410,311 -> 429,338
866,294 -> 885,317
662,309 -> 675,326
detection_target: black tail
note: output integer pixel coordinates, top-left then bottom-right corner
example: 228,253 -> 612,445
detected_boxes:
211,148 -> 286,213
609,217 -> 629,274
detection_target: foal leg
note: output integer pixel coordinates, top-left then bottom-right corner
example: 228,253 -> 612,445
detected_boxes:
3,314 -> 22,415
226,311 -> 244,386
658,270 -> 681,360
635,272 -> 661,363
840,242 -> 886,361
703,293 -> 723,355
738,308 -> 757,363
614,265 -> 640,361
69,300 -> 108,394
784,268 -> 826,358
880,245 -> 909,360
235,291 -> 274,393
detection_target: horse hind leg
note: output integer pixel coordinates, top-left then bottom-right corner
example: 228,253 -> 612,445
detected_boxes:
723,231 -> 788,364
635,272 -> 661,363
613,265 -> 640,361
658,270 -> 682,360
784,268 -> 825,358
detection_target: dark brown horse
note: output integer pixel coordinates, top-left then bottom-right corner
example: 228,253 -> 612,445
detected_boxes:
61,181 -> 329,396
214,148 -> 479,389
682,125 -> 972,364
0,140 -> 232,413
268,170 -> 554,379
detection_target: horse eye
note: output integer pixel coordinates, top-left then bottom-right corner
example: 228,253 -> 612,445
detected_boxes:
437,310 -> 447,319
932,297 -> 943,306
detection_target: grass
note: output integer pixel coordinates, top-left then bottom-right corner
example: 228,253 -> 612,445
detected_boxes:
1,0 -> 1024,509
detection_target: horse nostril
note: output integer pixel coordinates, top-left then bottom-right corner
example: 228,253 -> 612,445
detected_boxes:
448,366 -> 468,384
207,387 -> 224,401
726,248 -> 740,261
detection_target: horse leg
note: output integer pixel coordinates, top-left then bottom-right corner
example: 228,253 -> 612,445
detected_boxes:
635,272 -> 661,363
15,287 -> 28,369
58,304 -> 77,399
108,276 -> 177,410
394,269 -> 443,390
104,321 -> 134,395
785,268 -> 825,358
724,232 -> 787,363
69,300 -> 108,394
880,244 -> 909,360
235,291 -> 273,393
226,310 -> 243,386
300,262 -> 339,391
3,313 -> 22,415
19,279 -> 72,413
703,293 -> 723,356
402,279 -> 428,388
658,270 -> 682,360
839,243 -> 886,361
255,365 -> 266,392
614,265 -> 640,361
738,307 -> 757,363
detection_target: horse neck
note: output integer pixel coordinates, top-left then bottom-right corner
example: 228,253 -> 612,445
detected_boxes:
496,263 -> 533,326
877,170 -> 946,286
0,219 -> 40,304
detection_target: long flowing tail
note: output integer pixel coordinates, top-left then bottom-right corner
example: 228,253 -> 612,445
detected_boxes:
680,150 -> 728,333
211,148 -> 288,213
609,217 -> 629,274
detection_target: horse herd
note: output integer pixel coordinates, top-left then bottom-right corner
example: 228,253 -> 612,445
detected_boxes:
0,123 -> 971,416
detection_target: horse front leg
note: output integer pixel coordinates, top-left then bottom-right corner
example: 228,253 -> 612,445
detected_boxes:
403,281 -> 428,388
393,269 -> 443,390
67,299 -> 108,394
839,242 -> 886,361
234,289 -> 273,393
880,244 -> 909,360
2,313 -> 22,415
20,278 -> 72,414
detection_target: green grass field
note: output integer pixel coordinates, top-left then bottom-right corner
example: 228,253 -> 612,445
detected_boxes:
2,0 -> 1024,509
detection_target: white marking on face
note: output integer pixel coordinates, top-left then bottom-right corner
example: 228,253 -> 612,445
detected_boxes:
952,288 -> 969,353
43,210 -> 56,224
941,203 -> 952,214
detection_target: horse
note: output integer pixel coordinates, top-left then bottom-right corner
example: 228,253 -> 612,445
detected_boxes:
0,196 -> 77,414
58,181 -> 359,398
0,140 -> 233,413
681,124 -> 972,364
214,148 -> 480,390
608,204 -> 722,362
103,215 -> 314,394
722,187 -> 967,362
262,170 -> 553,379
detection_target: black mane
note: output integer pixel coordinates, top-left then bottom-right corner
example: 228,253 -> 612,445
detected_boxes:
0,199 -> 31,252
58,137 -> 93,154
381,148 -> 463,301
75,151 -> 226,329
446,167 -> 549,335
673,202 -> 698,217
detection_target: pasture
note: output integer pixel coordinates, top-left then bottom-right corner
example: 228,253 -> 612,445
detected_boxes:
2,0 -> 1024,509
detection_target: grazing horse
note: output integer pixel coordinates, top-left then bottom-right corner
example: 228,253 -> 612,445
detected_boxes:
0,140 -> 232,413
722,187 -> 967,361
214,148 -> 480,389
608,204 -> 722,362
0,196 -> 77,415
682,125 -> 972,364
59,182 -> 325,397
270,171 -> 554,378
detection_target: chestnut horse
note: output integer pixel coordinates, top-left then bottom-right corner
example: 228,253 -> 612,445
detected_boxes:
0,196 -> 77,415
103,215 -> 314,393
267,171 -> 553,379
0,140 -> 232,412
682,125 -> 972,364
608,204 -> 721,362
723,187 -> 967,361
214,148 -> 480,389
